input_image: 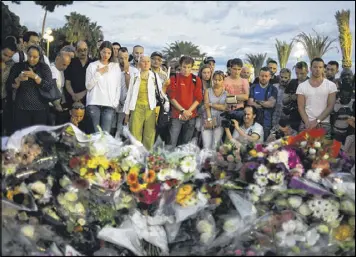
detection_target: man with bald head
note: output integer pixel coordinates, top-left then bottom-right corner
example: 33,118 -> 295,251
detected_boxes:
64,41 -> 94,132
241,66 -> 253,85
48,52 -> 72,125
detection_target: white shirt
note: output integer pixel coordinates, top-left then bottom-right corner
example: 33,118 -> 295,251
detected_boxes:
85,60 -> 123,108
232,122 -> 264,144
118,66 -> 139,113
296,79 -> 337,123
123,70 -> 164,115
50,63 -> 66,105
12,51 -> 51,67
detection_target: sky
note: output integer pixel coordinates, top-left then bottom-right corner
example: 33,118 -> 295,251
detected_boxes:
4,1 -> 356,74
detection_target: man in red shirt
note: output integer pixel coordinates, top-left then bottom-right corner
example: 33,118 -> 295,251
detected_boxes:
167,56 -> 203,147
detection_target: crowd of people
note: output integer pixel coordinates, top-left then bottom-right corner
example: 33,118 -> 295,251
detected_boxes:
1,31 -> 355,160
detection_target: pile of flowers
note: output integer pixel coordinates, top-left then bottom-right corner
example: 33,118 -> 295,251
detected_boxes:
1,125 -> 355,256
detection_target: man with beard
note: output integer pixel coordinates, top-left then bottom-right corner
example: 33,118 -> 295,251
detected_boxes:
338,68 -> 354,96
297,58 -> 337,136
326,61 -> 340,88
130,45 -> 144,69
272,68 -> 291,127
253,59 -> 280,85
241,66 -> 253,85
282,61 -> 309,132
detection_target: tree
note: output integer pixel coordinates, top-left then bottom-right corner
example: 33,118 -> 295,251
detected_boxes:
2,2 -> 27,42
294,30 -> 337,62
245,53 -> 267,78
335,9 -> 352,69
162,41 -> 206,62
275,39 -> 294,68
34,1 -> 74,37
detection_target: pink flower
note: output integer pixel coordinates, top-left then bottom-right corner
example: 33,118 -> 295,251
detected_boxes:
219,146 -> 227,155
246,250 -> 256,256
235,249 -> 243,256
137,183 -> 161,204
255,144 -> 263,152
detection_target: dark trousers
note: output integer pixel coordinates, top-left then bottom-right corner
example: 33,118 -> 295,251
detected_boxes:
288,111 -> 302,132
14,108 -> 48,131
48,106 -> 71,126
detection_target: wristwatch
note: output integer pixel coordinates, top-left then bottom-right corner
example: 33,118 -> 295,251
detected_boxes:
317,119 -> 321,124
34,74 -> 39,80
207,118 -> 212,122
180,109 -> 185,114
125,71 -> 130,75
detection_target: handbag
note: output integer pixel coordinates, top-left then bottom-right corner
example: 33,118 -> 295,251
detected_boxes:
39,80 -> 62,103
204,117 -> 217,129
153,72 -> 170,129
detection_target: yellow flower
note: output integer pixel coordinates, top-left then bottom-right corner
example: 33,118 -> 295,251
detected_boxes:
333,224 -> 354,241
96,156 -> 110,169
84,172 -> 95,180
178,184 -> 193,196
220,171 -> 226,179
127,170 -> 138,185
87,158 -> 99,169
249,149 -> 257,157
80,168 -> 88,176
111,172 -> 121,182
129,165 -> 140,174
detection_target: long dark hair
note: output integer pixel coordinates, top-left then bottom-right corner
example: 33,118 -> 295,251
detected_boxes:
198,64 -> 213,88
99,41 -> 114,62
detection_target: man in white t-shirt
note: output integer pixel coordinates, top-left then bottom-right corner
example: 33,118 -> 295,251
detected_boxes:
225,105 -> 264,146
48,52 -> 72,125
297,57 -> 338,135
12,31 -> 51,67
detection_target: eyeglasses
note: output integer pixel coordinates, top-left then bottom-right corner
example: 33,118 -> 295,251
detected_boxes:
77,48 -> 88,53
72,105 -> 85,110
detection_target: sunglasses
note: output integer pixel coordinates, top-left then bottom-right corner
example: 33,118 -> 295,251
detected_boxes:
72,105 -> 85,110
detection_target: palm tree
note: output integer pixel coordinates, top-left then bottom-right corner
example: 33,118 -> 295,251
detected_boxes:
294,30 -> 337,62
87,22 -> 103,58
335,9 -> 352,69
64,12 -> 90,44
275,39 -> 294,68
245,53 -> 267,78
162,41 -> 206,62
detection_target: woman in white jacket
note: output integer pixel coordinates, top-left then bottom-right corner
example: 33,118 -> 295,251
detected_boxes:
85,41 -> 123,133
124,55 -> 168,150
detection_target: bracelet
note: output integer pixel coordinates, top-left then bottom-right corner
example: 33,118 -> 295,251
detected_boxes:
34,75 -> 39,80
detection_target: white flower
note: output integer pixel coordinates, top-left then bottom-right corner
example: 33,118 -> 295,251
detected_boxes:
200,232 -> 212,244
288,196 -> 303,209
180,156 -> 197,174
256,176 -> 269,187
305,228 -> 320,246
74,203 -> 85,215
300,141 -> 307,147
309,148 -> 317,155
90,139 -> 108,156
248,184 -> 262,196
306,169 -> 321,182
157,168 -> 184,181
257,152 -> 265,158
57,194 -> 67,205
322,211 -> 339,224
322,154 -> 329,160
298,203 -> 313,216
30,181 -> 46,195
314,142 -> 321,148
257,165 -> 269,176
197,220 -> 213,234
77,218 -> 86,226
120,156 -> 137,172
277,150 -> 289,167
276,220 -> 306,247
59,175 -> 72,188
250,194 -> 259,203
64,192 -> 78,202
295,221 -> 308,233
267,156 -> 279,164
21,225 -> 35,239
340,200 -> 355,215
267,173 -> 277,181
223,218 -> 241,233
317,224 -> 329,234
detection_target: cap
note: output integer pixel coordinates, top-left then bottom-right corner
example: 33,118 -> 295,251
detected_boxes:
151,51 -> 163,58
205,56 -> 216,64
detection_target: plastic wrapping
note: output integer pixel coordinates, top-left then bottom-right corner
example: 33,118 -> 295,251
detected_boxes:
195,211 -> 216,246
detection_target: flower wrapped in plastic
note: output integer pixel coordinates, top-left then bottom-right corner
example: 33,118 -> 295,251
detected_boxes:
2,182 -> 38,212
215,142 -> 242,174
322,172 -> 355,201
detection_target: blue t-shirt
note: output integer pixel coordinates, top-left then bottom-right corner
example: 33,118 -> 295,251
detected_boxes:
249,84 -> 278,128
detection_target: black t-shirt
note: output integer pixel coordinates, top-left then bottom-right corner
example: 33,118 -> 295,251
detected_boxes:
64,57 -> 93,105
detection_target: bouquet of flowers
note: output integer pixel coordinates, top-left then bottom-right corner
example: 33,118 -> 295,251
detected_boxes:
216,142 -> 242,174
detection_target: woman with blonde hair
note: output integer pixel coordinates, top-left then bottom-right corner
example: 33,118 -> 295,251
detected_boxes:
124,55 -> 168,150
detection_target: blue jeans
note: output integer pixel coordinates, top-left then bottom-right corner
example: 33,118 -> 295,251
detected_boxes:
169,118 -> 196,147
87,105 -> 115,133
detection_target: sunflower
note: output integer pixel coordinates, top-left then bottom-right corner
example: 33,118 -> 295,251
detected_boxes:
143,170 -> 156,184
129,183 -> 142,193
87,158 -> 99,169
127,170 -> 139,185
177,184 -> 193,196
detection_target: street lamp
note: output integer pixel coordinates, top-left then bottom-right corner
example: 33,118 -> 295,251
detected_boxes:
43,28 -> 54,58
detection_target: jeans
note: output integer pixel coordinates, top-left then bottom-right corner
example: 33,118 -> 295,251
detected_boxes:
263,126 -> 272,141
115,112 -> 126,138
202,126 -> 224,150
129,104 -> 156,151
169,118 -> 196,147
87,105 -> 115,133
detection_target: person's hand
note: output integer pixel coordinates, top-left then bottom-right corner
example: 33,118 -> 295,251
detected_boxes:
183,110 -> 192,119
55,104 -> 63,112
255,102 -> 262,108
72,93 -> 81,102
22,68 -> 37,80
97,65 -> 109,75
306,120 -> 318,129
124,114 -> 130,125
347,116 -> 355,128
18,72 -> 29,82
232,119 -> 239,129
259,101 -> 267,107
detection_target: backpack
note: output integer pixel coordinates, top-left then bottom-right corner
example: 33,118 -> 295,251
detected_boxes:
250,84 -> 276,125
170,73 -> 197,87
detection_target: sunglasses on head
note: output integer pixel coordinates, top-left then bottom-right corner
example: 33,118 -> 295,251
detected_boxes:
72,105 -> 85,110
